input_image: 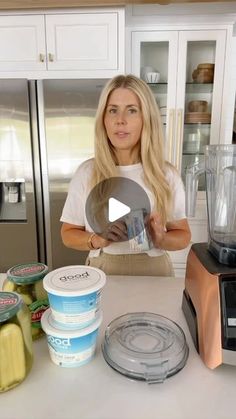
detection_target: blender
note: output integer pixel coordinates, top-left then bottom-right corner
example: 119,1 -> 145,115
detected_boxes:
182,144 -> 236,369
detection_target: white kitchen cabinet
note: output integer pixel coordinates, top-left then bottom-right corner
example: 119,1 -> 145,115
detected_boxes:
130,29 -> 230,168
0,9 -> 124,77
0,15 -> 46,71
127,24 -> 234,276
45,13 -> 118,71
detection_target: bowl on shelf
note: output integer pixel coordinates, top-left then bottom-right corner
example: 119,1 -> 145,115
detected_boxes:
185,112 -> 211,124
141,66 -> 155,79
196,71 -> 214,84
188,100 -> 208,113
192,63 -> 215,83
144,71 -> 160,84
197,63 -> 215,70
192,69 -> 198,80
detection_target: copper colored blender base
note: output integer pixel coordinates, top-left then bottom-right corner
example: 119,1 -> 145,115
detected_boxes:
183,248 -> 222,369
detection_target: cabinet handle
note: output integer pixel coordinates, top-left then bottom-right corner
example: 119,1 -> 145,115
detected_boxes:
39,54 -> 45,62
48,53 -> 54,62
176,109 -> 184,172
167,109 -> 175,162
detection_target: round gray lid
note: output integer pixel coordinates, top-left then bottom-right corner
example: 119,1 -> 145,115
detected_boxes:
102,312 -> 189,383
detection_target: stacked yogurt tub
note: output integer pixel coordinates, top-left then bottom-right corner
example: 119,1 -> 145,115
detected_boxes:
41,266 -> 106,368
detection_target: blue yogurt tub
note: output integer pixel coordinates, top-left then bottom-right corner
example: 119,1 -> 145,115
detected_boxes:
43,266 -> 106,329
41,308 -> 102,367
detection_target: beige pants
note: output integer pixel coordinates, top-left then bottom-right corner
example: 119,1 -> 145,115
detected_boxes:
85,252 -> 174,277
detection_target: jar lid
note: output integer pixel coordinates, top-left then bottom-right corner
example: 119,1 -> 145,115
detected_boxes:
41,308 -> 102,338
0,292 -> 23,322
102,312 -> 189,383
7,262 -> 48,284
43,265 -> 106,297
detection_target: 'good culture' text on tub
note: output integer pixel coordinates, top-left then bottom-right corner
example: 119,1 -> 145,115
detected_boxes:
59,271 -> 90,282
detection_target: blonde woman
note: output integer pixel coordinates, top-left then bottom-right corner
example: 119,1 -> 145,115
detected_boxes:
60,74 -> 191,276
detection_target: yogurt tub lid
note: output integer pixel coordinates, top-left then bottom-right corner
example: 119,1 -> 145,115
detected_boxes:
43,265 -> 106,296
41,308 -> 103,338
0,292 -> 23,322
7,262 -> 48,284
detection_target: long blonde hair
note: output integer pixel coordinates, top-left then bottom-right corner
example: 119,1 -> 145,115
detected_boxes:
91,74 -> 173,224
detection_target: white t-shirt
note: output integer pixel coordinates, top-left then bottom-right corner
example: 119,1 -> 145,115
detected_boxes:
60,158 -> 186,257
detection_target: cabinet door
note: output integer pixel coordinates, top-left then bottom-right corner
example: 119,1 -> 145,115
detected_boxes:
131,30 -> 178,162
45,13 -> 119,71
176,30 -> 227,188
130,29 -> 227,275
0,15 -> 46,71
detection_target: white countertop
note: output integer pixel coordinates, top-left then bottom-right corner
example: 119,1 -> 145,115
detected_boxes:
0,273 -> 235,419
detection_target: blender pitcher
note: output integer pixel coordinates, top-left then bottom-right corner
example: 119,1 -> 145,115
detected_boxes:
186,144 -> 236,265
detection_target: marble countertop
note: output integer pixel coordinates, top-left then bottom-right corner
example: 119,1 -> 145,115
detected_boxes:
1,274 -> 236,419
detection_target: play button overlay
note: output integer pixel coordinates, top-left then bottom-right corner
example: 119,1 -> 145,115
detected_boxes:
85,177 -> 151,241
108,197 -> 130,222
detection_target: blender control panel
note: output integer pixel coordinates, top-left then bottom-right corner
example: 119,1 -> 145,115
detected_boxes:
220,278 -> 236,350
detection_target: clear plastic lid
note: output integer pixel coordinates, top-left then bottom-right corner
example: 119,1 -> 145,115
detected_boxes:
102,312 -> 189,384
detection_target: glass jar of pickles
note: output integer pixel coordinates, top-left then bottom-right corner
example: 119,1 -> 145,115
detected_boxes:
3,263 -> 49,340
0,292 -> 33,392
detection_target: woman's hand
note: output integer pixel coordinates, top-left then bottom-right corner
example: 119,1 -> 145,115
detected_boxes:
146,213 -> 165,249
102,220 -> 128,242
61,223 -> 111,250
61,221 -> 128,252
90,234 -> 112,249
146,212 -> 191,251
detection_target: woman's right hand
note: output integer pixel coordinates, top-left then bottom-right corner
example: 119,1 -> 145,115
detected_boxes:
91,234 -> 111,249
61,221 -> 127,251
90,220 -> 128,249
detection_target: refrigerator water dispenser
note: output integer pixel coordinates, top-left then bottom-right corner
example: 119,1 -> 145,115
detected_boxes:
0,181 -> 26,221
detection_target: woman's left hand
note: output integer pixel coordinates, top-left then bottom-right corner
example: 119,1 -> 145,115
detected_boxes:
146,212 -> 165,249
146,212 -> 191,251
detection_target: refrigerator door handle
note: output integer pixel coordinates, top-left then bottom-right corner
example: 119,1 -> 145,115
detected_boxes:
29,80 -> 47,264
35,80 -> 53,270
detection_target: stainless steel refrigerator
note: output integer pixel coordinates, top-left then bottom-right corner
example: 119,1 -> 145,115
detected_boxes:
0,79 -> 107,272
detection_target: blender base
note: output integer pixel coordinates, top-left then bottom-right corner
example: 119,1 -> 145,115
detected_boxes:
208,240 -> 236,266
183,243 -> 236,369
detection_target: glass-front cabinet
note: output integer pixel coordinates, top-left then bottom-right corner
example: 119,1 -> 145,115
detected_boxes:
131,29 -> 227,191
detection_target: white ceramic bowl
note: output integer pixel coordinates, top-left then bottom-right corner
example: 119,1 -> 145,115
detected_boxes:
141,66 -> 155,80
145,72 -> 160,84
